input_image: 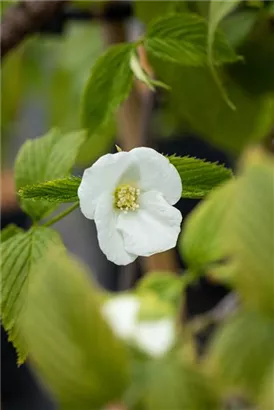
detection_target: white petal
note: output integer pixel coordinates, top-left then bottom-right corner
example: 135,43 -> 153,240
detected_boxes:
129,147 -> 182,205
78,151 -> 134,220
102,295 -> 140,340
94,192 -> 137,265
117,191 -> 182,257
134,319 -> 175,357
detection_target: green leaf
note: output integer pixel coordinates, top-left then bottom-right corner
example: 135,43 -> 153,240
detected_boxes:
134,1 -> 188,26
15,129 -> 85,221
22,252 -> 129,409
208,310 -> 274,398
76,119 -> 116,166
208,0 -> 243,109
82,43 -> 134,136
208,0 -> 242,55
180,181 -> 235,272
260,362 -> 274,410
150,60 -> 274,153
1,227 -> 64,363
225,151 -> 274,314
130,50 -> 170,91
136,272 -> 185,307
145,13 -> 239,67
129,355 -> 219,410
18,176 -> 81,203
1,224 -> 24,243
168,155 -> 233,198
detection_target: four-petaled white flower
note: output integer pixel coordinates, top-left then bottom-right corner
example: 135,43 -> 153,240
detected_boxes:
102,295 -> 175,357
78,147 -> 182,265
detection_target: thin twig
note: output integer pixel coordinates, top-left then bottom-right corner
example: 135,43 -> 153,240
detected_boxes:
42,202 -> 79,227
1,1 -> 65,60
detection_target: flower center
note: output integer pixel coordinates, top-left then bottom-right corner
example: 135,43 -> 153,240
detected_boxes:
114,184 -> 140,213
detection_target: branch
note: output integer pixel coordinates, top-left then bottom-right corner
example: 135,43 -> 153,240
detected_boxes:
1,1 -> 65,60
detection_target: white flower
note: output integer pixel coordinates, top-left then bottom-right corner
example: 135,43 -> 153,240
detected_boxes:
102,295 -> 175,357
78,147 -> 182,265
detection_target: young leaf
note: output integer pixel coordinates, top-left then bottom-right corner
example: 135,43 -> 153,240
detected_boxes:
1,224 -> 24,243
208,310 -> 274,398
22,252 -> 129,409
1,227 -> 64,363
18,176 -> 81,203
145,13 -> 239,67
180,181 -> 235,272
15,129 -> 85,221
82,43 -> 134,136
129,50 -> 169,91
168,155 -> 233,199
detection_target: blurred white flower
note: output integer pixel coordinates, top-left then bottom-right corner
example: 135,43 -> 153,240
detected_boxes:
78,147 -> 182,265
102,295 -> 175,357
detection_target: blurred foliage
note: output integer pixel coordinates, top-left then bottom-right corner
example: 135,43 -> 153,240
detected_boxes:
21,251 -> 129,409
1,1 -> 274,409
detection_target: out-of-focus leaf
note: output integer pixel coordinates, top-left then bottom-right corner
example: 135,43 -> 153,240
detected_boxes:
1,46 -> 24,133
168,155 -> 233,198
225,150 -> 274,314
129,355 -> 219,410
76,119 -> 116,167
15,129 -> 85,221
228,14 -> 274,94
207,0 -> 243,109
134,1 -> 188,26
208,310 -> 274,398
151,60 -> 274,153
22,252 -> 129,409
221,9 -> 258,48
136,272 -> 185,307
145,13 -> 239,67
208,0 -> 242,54
81,43 -> 134,136
260,362 -> 274,410
1,227 -> 64,363
1,224 -> 24,243
18,176 -> 81,203
180,181 -> 235,272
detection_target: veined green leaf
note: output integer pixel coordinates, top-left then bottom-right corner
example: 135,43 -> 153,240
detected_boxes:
1,227 -> 64,363
208,310 -> 274,398
22,252 -> 129,409
82,43 -> 134,136
18,176 -> 81,203
180,181 -> 235,272
1,224 -> 24,243
19,155 -> 232,204
168,155 -> 233,199
15,129 -> 85,221
145,13 -> 239,67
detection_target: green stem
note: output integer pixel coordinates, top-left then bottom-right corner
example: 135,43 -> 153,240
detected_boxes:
42,202 -> 79,227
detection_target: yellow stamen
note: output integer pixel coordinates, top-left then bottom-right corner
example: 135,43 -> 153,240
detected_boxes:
114,184 -> 140,212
